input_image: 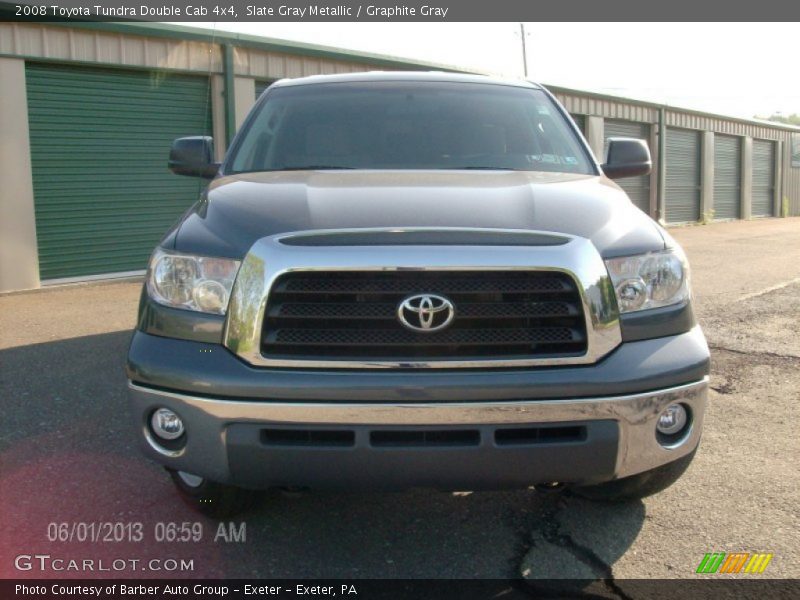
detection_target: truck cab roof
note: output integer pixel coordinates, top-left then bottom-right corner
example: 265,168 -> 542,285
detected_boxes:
269,70 -> 543,90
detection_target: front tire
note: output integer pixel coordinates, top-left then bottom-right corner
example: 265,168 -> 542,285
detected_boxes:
167,469 -> 259,518
570,447 -> 697,502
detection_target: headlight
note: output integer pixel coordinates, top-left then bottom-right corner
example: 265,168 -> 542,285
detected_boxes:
604,249 -> 690,313
147,249 -> 240,315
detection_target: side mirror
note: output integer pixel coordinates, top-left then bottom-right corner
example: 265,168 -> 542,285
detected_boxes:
602,138 -> 652,179
168,136 -> 219,178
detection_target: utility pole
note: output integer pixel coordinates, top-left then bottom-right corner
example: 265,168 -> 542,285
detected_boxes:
519,23 -> 529,78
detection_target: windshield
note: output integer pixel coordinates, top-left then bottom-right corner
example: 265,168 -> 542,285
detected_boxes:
227,81 -> 594,175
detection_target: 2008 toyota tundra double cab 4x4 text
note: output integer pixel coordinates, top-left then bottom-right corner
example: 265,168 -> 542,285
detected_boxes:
127,72 -> 709,517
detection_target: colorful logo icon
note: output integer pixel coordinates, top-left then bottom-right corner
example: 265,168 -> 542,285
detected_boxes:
696,552 -> 773,574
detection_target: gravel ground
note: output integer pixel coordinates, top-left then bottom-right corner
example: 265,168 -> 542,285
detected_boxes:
1,217 -> 798,588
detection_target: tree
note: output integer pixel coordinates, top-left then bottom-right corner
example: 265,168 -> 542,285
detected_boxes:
755,113 -> 800,126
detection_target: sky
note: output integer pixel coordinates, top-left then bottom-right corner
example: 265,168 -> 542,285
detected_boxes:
172,21 -> 800,121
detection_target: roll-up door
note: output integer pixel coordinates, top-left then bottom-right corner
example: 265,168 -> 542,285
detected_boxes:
26,64 -> 212,280
752,140 -> 775,217
604,120 -> 651,214
713,135 -> 741,220
255,80 -> 275,100
570,114 -> 585,134
665,128 -> 701,223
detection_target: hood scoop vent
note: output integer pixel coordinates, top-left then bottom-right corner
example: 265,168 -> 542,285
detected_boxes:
278,229 -> 570,247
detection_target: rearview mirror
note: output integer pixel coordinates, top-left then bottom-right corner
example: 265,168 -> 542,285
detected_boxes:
602,138 -> 651,179
168,136 -> 219,179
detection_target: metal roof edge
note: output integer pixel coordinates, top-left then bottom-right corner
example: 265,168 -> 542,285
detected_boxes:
544,82 -> 800,133
5,16 -> 797,133
43,20 -> 475,74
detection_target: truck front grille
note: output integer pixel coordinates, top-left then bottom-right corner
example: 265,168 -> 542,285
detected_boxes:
261,271 -> 587,362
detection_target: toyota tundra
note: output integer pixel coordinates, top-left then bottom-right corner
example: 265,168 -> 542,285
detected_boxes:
127,72 -> 709,517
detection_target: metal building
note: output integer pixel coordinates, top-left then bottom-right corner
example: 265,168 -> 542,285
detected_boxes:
1,22 -> 799,293
557,85 -> 800,225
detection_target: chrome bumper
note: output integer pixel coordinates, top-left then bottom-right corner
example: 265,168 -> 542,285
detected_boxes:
128,378 -> 708,487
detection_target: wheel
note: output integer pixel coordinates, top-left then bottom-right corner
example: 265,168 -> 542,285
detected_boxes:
570,447 -> 698,502
167,469 -> 259,518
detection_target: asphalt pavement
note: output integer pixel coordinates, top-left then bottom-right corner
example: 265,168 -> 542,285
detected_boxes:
1,218 -> 798,589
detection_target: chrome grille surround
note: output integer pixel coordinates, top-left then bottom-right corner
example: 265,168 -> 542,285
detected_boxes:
223,228 -> 622,369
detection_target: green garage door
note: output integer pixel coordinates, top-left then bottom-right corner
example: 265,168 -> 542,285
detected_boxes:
26,64 -> 212,280
604,120 -> 651,214
714,135 -> 741,220
752,140 -> 775,217
665,128 -> 701,223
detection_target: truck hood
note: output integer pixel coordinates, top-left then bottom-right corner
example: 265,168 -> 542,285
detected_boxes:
169,170 -> 666,259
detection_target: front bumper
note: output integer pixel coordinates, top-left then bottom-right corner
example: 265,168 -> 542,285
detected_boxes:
128,376 -> 708,490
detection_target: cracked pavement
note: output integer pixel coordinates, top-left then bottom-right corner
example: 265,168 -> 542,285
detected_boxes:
519,218 -> 800,586
1,218 -> 798,585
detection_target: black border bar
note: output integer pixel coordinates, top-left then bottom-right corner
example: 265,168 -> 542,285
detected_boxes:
3,0 -> 800,22
3,579 -> 800,600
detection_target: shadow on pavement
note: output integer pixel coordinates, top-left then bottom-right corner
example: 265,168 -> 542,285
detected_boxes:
1,332 -> 645,581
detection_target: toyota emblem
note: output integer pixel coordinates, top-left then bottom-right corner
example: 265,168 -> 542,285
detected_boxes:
397,294 -> 455,332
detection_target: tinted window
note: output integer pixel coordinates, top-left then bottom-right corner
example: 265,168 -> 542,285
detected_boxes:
228,81 -> 593,174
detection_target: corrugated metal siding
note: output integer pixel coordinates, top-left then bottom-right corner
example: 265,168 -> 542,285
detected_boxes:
0,23 -> 222,73
26,64 -> 212,279
752,140 -> 775,217
552,91 -> 658,123
666,110 -> 785,141
235,47 -> 380,79
604,120 -> 651,213
665,128 -> 701,223
713,135 -> 741,219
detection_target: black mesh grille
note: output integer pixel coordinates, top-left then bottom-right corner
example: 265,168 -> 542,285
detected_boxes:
261,271 -> 587,361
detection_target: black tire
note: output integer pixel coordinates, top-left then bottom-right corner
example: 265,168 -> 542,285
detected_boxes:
167,469 -> 259,518
570,447 -> 697,502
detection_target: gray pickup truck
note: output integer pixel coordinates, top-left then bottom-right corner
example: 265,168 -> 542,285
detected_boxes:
127,72 -> 709,517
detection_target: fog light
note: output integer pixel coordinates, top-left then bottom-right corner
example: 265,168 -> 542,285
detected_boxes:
151,408 -> 185,440
657,403 -> 688,436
